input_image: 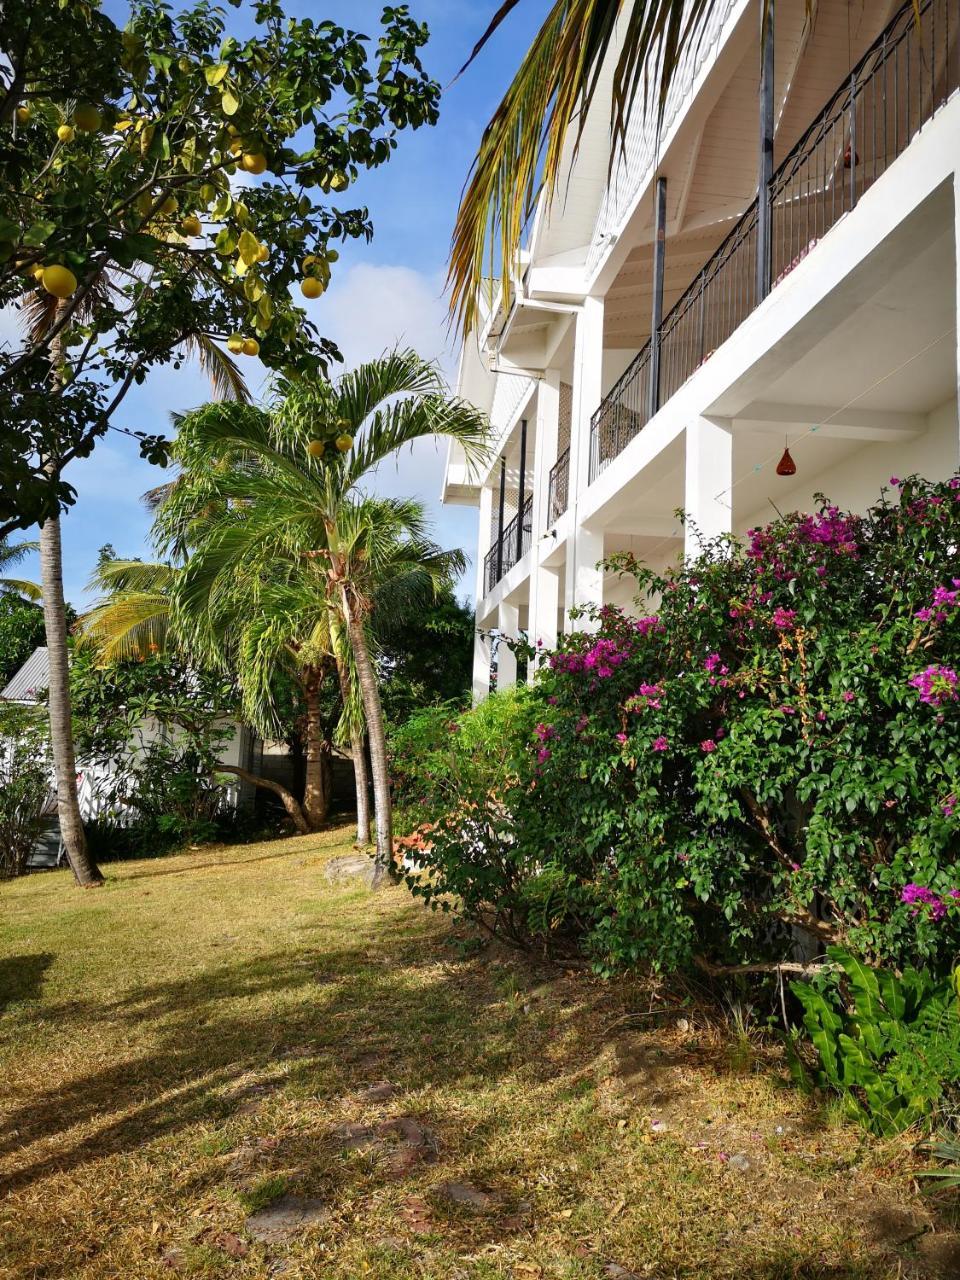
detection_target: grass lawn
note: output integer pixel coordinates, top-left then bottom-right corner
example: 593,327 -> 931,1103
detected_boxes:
1,827 -> 958,1279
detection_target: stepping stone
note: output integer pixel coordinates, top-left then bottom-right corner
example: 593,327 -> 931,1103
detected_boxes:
432,1180 -> 494,1211
324,854 -> 377,887
359,1080 -> 399,1103
332,1122 -> 378,1150
245,1195 -> 326,1243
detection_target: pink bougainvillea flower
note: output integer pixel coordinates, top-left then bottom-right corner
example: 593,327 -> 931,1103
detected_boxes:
652,736 -> 669,753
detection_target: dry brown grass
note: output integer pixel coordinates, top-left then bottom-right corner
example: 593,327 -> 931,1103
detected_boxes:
1,828 -> 958,1279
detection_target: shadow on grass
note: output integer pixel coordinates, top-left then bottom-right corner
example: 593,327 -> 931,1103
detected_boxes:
0,954 -> 54,1016
0,906 -> 562,1198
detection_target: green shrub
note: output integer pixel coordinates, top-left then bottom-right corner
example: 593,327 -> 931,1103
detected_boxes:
400,476 -> 960,976
0,704 -> 52,877
791,949 -> 960,1135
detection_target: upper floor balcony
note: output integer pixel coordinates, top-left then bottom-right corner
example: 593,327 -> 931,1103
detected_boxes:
590,0 -> 958,482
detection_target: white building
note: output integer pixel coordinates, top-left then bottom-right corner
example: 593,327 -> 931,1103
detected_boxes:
443,0 -> 960,699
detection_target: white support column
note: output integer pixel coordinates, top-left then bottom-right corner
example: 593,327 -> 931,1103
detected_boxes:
569,296 -> 604,503
684,417 -> 733,559
472,618 -> 492,703
496,601 -> 519,691
954,171 -> 960,461
474,483 -> 494,604
528,564 -> 560,682
565,526 -> 604,631
531,371 -> 561,540
471,485 -> 495,703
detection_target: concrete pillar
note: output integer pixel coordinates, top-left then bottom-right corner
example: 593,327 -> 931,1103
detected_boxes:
569,296 -> 604,501
496,600 -> 519,690
472,617 -> 493,703
531,371 -> 561,540
474,483 -> 494,604
565,525 -> 604,631
685,417 -> 733,559
954,171 -> 960,461
528,563 -> 560,682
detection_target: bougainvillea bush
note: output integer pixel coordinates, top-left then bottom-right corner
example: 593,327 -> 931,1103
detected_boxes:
400,476 -> 960,975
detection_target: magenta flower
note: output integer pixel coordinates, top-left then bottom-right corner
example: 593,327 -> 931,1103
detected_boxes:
842,690 -> 855,703
772,607 -> 798,630
651,736 -> 669,753
909,664 -> 958,707
700,739 -> 716,753
616,732 -> 628,744
537,747 -> 552,764
901,883 -> 948,921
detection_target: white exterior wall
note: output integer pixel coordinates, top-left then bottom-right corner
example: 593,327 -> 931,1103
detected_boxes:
455,9 -> 960,698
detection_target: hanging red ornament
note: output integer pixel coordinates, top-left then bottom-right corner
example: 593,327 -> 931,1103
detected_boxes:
843,142 -> 859,169
776,446 -> 797,477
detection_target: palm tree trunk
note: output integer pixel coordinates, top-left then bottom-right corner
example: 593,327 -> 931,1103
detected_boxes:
335,657 -> 370,846
39,510 -> 103,887
302,677 -> 330,830
342,597 -> 391,883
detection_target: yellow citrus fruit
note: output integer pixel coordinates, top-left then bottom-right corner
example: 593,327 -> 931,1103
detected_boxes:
41,265 -> 78,299
228,137 -> 243,155
256,243 -> 269,262
180,215 -> 202,237
306,439 -> 325,458
300,277 -> 323,300
226,333 -> 244,354
241,337 -> 260,357
241,152 -> 267,175
301,254 -> 317,271
15,105 -> 31,125
160,195 -> 178,216
330,171 -> 348,192
335,433 -> 353,453
57,124 -> 75,143
30,264 -> 45,281
73,104 -> 101,132
326,248 -> 339,262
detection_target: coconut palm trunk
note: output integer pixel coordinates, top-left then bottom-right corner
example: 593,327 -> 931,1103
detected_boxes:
335,656 -> 370,846
39,506 -> 103,887
302,671 -> 331,829
342,594 -> 391,881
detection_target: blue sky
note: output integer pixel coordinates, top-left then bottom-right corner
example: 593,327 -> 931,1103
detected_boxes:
16,0 -> 550,607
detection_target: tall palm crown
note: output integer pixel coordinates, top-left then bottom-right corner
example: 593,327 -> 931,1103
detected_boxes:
154,349 -> 488,868
448,0 -> 790,334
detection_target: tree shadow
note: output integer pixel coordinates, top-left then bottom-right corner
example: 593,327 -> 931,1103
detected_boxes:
0,954 -> 53,1015
0,916 -> 572,1198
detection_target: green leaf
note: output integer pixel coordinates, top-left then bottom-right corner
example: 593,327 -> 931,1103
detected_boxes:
204,63 -> 229,87
221,87 -> 240,117
22,221 -> 56,247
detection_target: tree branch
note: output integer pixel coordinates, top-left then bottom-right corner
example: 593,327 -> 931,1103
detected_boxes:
215,764 -> 310,835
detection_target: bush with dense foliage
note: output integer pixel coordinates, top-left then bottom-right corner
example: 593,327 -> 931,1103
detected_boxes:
401,476 -> 960,976
789,949 -> 960,1135
0,703 -> 53,877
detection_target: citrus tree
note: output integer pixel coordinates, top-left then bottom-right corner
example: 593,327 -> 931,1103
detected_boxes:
0,0 -> 440,885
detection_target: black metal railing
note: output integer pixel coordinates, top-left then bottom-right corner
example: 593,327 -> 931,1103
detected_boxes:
483,492 -> 533,595
588,0 -> 957,485
546,447 -> 570,523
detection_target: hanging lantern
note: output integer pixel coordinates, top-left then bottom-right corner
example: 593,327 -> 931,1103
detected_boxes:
776,446 -> 797,477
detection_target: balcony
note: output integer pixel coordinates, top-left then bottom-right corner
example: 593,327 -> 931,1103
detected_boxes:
589,0 -> 958,484
546,447 -> 570,524
484,493 -> 533,595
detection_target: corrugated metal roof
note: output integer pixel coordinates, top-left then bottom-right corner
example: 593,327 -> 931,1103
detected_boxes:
1,646 -> 49,702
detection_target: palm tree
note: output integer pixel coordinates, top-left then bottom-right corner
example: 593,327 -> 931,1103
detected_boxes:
24,279 -> 249,889
0,538 -> 41,600
155,350 -> 488,875
448,0 -> 792,334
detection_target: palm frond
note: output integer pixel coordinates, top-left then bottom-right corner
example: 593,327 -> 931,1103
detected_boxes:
448,0 -> 789,336
186,333 -> 251,404
77,591 -> 171,664
0,577 -> 42,602
345,392 -> 490,489
0,538 -> 41,600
